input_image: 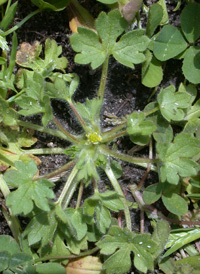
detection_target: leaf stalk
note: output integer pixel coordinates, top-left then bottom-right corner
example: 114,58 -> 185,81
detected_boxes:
105,165 -> 132,231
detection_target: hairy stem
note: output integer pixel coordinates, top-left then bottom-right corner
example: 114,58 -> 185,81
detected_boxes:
38,160 -> 75,181
102,130 -> 127,143
97,55 -> 109,99
68,100 -> 87,131
105,165 -> 132,231
3,9 -> 40,36
52,117 -> 81,144
18,120 -> 76,143
100,145 -> 158,171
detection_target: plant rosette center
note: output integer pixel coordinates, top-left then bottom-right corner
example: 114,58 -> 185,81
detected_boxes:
85,130 -> 102,145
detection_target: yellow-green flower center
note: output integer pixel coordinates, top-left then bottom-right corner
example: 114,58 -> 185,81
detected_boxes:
86,131 -> 102,144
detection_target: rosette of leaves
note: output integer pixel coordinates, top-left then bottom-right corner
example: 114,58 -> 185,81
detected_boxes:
153,2 -> 200,84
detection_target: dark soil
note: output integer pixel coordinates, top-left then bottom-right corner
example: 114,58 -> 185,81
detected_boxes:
1,1 -> 184,273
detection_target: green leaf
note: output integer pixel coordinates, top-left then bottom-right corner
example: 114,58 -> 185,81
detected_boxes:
71,10 -> 149,69
110,160 -> 122,179
180,2 -> 200,43
83,197 -> 111,234
153,25 -> 187,61
0,31 -> 8,51
36,263 -> 66,274
0,125 -> 38,170
97,0 -> 118,3
144,102 -> 173,144
182,46 -> 200,84
97,226 -> 157,274
112,29 -> 150,68
83,192 -> 124,234
127,111 -> 156,135
0,235 -> 20,254
44,38 -> 68,71
0,2 -> 18,30
158,85 -> 191,122
184,119 -> 200,141
16,39 -> 67,75
5,161 -> 55,215
143,183 -> 162,204
142,50 -> 163,88
174,255 -> 200,272
31,0 -> 70,11
0,97 -> 18,125
24,209 -> 57,246
40,232 -> 70,264
157,0 -> 169,25
164,228 -> 200,258
146,3 -> 163,37
162,191 -> 188,216
0,251 -> 10,271
16,72 -> 53,126
151,220 -> 170,258
61,208 -> 87,241
157,133 -> 200,184
9,253 -> 32,268
76,98 -> 102,126
70,10 -> 127,69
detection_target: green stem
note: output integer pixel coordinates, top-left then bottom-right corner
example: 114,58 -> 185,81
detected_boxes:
22,147 -> 64,155
3,9 -> 40,36
145,106 -> 159,117
38,160 -> 75,181
0,175 -> 21,244
57,165 -> 79,209
105,165 -> 132,231
100,145 -> 158,171
76,181 -> 84,209
35,246 -> 100,262
17,120 -> 77,143
52,117 -> 81,144
102,122 -> 126,138
68,101 -> 87,131
97,55 -> 109,99
102,130 -> 127,143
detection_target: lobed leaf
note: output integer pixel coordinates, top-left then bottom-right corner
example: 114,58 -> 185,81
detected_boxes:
71,10 -> 149,69
157,133 -> 200,185
97,226 -> 157,274
113,29 -> 150,68
4,161 -> 55,215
